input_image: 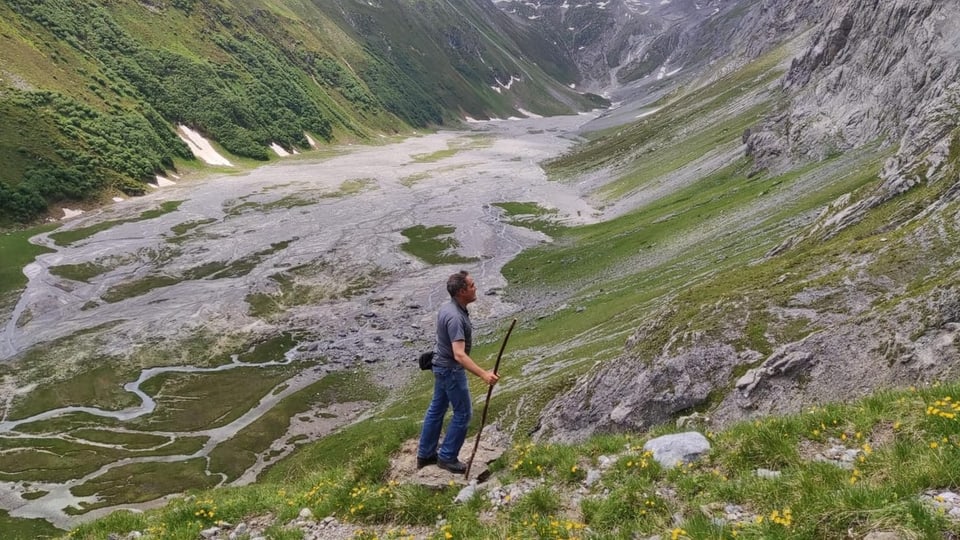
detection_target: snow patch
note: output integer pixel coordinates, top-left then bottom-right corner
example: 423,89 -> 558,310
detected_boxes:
493,75 -> 522,93
270,143 -> 290,157
177,125 -> 233,166
305,133 -> 318,148
62,208 -> 84,219
155,175 -> 176,187
636,107 -> 662,119
517,108 -> 543,119
656,64 -> 682,80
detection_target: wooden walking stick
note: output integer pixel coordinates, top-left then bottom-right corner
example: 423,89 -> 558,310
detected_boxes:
465,318 -> 517,480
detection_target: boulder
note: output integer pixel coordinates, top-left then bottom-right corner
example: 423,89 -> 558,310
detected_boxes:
642,432 -> 711,469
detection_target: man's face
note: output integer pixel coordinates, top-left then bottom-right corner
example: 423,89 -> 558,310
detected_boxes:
458,276 -> 477,305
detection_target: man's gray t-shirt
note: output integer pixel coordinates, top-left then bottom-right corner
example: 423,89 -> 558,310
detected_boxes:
433,300 -> 472,369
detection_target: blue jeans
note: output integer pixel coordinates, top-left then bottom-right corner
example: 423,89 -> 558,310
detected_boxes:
418,366 -> 472,462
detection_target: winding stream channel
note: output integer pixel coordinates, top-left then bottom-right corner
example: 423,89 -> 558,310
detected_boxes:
0,113 -> 603,529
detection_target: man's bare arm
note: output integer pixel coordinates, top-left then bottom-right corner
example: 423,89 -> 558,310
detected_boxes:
452,340 -> 499,385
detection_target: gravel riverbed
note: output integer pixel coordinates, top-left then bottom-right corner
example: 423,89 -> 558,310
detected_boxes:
0,113 -> 603,529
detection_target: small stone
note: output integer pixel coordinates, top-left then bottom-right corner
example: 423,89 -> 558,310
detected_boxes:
863,532 -> 905,540
940,490 -> 960,502
755,468 -> 781,479
298,507 -> 314,519
454,480 -> 478,503
200,527 -> 220,539
584,469 -> 602,487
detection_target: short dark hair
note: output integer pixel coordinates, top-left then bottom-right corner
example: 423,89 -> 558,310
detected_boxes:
446,270 -> 470,297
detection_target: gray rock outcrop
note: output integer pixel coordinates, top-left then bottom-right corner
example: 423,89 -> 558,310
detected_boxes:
537,257 -> 960,441
746,0 -> 960,227
643,432 -> 711,469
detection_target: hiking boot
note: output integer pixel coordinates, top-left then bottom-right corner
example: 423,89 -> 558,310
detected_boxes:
437,458 -> 467,474
416,454 -> 437,469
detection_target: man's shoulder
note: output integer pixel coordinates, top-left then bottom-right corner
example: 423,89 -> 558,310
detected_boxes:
438,301 -> 468,321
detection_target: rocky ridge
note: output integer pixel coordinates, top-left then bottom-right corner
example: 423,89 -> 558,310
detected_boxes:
747,0 -> 960,199
534,0 -> 960,443
494,0 -> 738,91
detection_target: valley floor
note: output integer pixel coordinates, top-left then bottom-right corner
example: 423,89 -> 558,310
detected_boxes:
0,112 -> 604,530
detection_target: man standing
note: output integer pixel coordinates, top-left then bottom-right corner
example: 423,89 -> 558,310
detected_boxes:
417,270 -> 499,474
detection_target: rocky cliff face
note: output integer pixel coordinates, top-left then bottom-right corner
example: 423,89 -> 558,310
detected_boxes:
748,0 -> 960,174
534,0 -> 960,443
753,0 -> 960,245
494,0 -> 741,91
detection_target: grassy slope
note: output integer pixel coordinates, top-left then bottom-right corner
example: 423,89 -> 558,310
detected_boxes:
65,380 -> 960,539
0,224 -> 57,296
0,0 -> 594,226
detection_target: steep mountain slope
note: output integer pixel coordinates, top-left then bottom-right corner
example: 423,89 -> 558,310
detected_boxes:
493,0 -> 749,90
3,0 -> 960,537
0,0 -> 599,225
526,0 -> 960,442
